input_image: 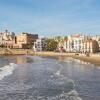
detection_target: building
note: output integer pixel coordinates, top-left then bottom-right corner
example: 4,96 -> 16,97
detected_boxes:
92,35 -> 100,51
65,35 -> 73,52
16,33 -> 38,49
33,38 -> 47,51
55,34 -> 99,53
65,35 -> 88,53
83,39 -> 99,53
0,30 -> 16,48
0,33 -> 4,45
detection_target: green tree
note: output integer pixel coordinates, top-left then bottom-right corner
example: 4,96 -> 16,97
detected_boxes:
0,44 -> 5,48
64,36 -> 68,41
27,43 -> 34,49
44,39 -> 58,51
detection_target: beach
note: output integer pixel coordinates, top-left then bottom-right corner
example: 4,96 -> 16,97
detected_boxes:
72,55 -> 100,66
0,48 -> 100,66
34,52 -> 100,66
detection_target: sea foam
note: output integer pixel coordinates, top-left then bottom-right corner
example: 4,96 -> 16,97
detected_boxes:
0,63 -> 17,80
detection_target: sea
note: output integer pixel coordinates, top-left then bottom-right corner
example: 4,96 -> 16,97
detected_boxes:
0,55 -> 100,100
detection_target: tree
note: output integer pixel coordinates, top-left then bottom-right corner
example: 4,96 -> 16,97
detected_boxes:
0,44 -> 5,48
64,36 -> 68,41
44,39 -> 58,51
27,43 -> 34,49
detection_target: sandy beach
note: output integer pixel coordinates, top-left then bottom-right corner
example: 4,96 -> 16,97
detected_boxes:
72,55 -> 100,66
34,52 -> 100,66
0,48 -> 100,66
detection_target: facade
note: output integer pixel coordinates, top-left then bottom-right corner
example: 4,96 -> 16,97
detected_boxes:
0,33 -> 4,45
33,38 -> 47,51
65,35 -> 73,52
56,34 -> 99,53
92,35 -> 100,51
65,35 -> 88,53
83,39 -> 99,53
0,30 -> 16,48
16,33 -> 38,48
0,30 -> 99,53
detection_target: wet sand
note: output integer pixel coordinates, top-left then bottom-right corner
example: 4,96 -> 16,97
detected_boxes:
0,49 -> 100,66
73,55 -> 100,66
34,52 -> 100,66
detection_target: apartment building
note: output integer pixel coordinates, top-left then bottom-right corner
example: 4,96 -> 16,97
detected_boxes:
65,35 -> 88,53
16,33 -> 38,49
33,38 -> 47,51
83,39 -> 99,53
0,30 -> 16,48
92,35 -> 100,51
60,34 -> 99,53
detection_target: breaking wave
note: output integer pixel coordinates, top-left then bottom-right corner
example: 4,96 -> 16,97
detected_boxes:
0,57 -> 82,100
0,63 -> 17,80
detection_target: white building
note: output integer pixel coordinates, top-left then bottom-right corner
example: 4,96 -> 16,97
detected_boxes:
0,30 -> 16,48
64,35 -> 73,52
64,35 -> 89,53
0,33 -> 4,45
33,38 -> 47,51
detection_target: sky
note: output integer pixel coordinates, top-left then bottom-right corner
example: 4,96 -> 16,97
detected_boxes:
0,0 -> 100,36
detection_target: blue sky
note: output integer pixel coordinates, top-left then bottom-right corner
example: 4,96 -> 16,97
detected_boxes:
0,0 -> 100,36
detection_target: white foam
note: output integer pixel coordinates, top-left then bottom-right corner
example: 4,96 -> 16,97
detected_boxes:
52,69 -> 82,100
73,58 -> 91,65
0,63 -> 17,80
67,90 -> 82,100
55,70 -> 61,76
36,90 -> 82,100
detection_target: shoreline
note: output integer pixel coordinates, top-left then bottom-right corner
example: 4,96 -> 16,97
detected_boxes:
0,49 -> 100,66
72,55 -> 100,66
34,52 -> 100,66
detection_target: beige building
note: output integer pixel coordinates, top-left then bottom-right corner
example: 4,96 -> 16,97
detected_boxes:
0,30 -> 16,48
15,33 -> 38,49
92,35 -> 100,51
56,35 -> 99,53
83,39 -> 99,53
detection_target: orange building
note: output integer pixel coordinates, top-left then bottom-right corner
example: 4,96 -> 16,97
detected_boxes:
15,33 -> 38,49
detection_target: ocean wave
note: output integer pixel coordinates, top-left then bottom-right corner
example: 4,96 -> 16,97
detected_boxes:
72,58 -> 90,65
0,59 -> 82,100
0,71 -> 82,100
45,90 -> 82,100
0,63 -> 17,80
